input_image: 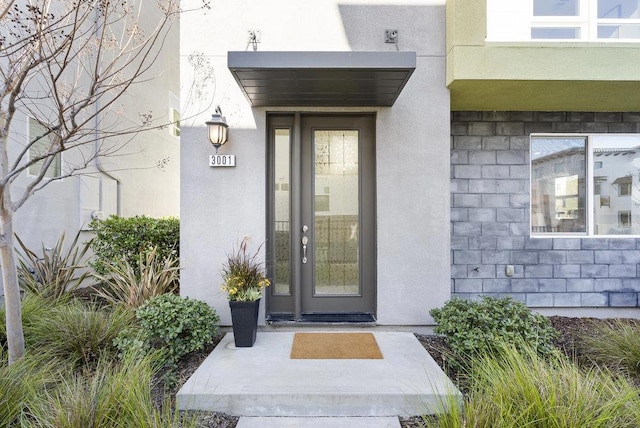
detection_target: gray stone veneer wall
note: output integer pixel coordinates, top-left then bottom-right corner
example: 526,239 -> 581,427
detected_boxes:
451,111 -> 640,308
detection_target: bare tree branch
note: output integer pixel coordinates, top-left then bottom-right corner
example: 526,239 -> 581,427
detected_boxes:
0,0 -> 211,364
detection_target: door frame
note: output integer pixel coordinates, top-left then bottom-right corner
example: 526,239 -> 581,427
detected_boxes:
266,112 -> 377,322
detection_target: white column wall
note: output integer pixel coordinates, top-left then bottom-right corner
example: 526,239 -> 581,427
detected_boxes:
180,0 -> 450,325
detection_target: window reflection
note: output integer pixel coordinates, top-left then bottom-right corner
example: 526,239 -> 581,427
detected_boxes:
531,137 -> 587,233
592,135 -> 640,235
599,0 -> 640,19
532,135 -> 640,236
534,0 -> 579,16
531,27 -> 581,39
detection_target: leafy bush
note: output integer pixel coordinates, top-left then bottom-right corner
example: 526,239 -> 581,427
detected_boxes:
25,298 -> 134,368
115,294 -> 219,364
430,296 -> 558,367
579,319 -> 640,379
93,247 -> 179,309
16,230 -> 92,300
429,346 -> 640,428
89,215 -> 179,275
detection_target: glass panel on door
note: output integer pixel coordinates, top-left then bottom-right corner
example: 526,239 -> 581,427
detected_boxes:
274,128 -> 291,295
313,130 -> 359,296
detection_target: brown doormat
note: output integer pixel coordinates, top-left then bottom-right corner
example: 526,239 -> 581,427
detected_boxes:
290,332 -> 383,359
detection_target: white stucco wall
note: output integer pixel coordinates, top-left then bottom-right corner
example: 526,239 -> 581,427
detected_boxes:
180,0 -> 450,325
7,1 -> 180,252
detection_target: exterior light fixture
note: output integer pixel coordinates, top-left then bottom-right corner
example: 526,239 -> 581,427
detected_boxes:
206,106 -> 228,152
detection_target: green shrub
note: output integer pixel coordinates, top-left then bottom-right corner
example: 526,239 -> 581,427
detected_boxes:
25,298 -> 135,368
430,296 -> 558,367
93,246 -> 179,309
89,215 -> 179,275
115,293 -> 219,364
429,346 -> 640,428
579,319 -> 640,379
16,230 -> 92,300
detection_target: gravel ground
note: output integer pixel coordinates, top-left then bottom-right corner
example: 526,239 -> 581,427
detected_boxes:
169,316 -> 633,427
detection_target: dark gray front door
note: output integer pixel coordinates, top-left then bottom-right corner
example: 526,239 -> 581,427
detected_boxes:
267,114 -> 376,321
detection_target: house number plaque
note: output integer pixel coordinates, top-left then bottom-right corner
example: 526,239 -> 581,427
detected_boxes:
209,154 -> 236,167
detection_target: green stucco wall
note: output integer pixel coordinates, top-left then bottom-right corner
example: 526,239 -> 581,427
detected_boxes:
446,0 -> 640,111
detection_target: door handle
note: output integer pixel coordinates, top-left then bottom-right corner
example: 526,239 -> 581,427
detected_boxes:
301,236 -> 308,264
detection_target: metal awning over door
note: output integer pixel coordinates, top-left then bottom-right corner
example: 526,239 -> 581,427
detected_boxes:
228,51 -> 416,107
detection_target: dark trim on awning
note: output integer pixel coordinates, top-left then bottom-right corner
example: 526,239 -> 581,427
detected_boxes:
228,51 -> 416,107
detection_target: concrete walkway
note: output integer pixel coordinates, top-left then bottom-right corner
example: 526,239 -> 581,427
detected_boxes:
177,331 -> 460,426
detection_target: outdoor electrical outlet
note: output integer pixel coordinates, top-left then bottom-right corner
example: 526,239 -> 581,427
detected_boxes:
505,265 -> 514,277
385,29 -> 398,43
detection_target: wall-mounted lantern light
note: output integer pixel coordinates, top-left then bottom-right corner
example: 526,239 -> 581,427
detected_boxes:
205,106 -> 228,152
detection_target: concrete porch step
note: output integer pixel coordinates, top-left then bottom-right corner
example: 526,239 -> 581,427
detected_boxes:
236,416 -> 402,427
177,331 -> 460,417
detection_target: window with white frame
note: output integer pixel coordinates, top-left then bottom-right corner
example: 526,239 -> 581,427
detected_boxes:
487,0 -> 640,41
531,134 -> 640,236
28,117 -> 61,179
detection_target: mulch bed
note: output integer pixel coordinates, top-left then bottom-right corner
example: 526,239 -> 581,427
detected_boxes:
170,316 -> 636,428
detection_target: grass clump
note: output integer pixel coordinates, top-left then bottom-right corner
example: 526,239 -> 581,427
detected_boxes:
93,246 -> 179,309
0,292 -> 52,347
579,319 -> 640,379
430,296 -> 558,370
430,345 -> 640,427
0,349 -> 57,426
24,296 -> 134,369
32,352 -> 196,428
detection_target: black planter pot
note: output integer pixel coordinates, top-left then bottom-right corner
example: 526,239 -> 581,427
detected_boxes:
229,299 -> 260,347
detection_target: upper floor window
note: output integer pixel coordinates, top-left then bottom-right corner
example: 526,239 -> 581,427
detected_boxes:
531,134 -> 640,236
488,0 -> 640,41
28,117 -> 61,179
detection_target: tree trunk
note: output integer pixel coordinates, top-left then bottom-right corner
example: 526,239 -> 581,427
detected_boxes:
0,207 -> 24,364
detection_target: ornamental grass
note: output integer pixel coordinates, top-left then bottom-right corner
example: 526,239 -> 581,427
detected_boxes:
429,345 -> 640,428
221,236 -> 270,301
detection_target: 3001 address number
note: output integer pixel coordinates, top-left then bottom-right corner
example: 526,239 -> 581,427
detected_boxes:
209,154 -> 236,167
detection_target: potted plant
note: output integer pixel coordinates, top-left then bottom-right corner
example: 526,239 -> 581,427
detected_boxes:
221,236 -> 270,347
